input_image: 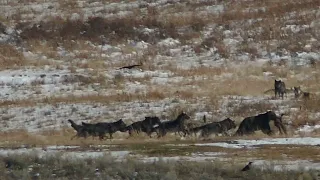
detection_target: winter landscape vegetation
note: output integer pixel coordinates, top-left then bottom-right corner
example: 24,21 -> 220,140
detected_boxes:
0,0 -> 320,179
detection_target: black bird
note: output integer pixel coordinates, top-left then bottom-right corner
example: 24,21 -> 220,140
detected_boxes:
241,162 -> 253,171
5,160 -> 12,169
119,64 -> 142,70
203,115 -> 207,123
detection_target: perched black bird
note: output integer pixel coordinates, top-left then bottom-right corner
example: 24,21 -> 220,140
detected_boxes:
241,162 -> 253,171
5,160 -> 12,169
203,115 -> 207,123
4,159 -> 22,170
119,64 -> 142,70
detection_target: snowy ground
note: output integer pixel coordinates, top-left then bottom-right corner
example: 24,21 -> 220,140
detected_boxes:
0,0 -> 319,133
194,137 -> 320,148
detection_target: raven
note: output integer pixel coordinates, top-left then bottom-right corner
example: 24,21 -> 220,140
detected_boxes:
119,64 -> 142,70
241,162 -> 253,171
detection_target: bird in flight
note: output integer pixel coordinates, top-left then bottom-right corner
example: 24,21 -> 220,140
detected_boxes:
118,64 -> 142,70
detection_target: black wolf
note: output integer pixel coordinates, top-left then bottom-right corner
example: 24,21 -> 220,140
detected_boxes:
68,119 -> 88,140
82,119 -> 127,140
235,111 -> 287,136
274,80 -> 286,99
190,118 -> 236,138
126,121 -> 143,136
155,112 -> 190,138
80,122 -> 101,138
126,116 -> 162,137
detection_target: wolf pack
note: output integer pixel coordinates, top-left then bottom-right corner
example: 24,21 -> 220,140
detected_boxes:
68,79 -> 313,140
274,79 -> 312,99
68,110 -> 287,140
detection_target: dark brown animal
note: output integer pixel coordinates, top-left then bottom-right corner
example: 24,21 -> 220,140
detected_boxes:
189,118 -> 236,138
274,114 -> 287,135
126,116 -> 162,137
294,86 -> 310,99
235,111 -> 287,136
126,121 -> 143,136
154,112 -> 190,138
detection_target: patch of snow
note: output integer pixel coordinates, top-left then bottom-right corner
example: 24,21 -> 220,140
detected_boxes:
236,137 -> 320,146
204,5 -> 224,14
0,147 -> 130,160
164,144 -> 189,147
169,48 -> 182,57
0,69 -> 69,86
157,38 -> 180,48
124,82 -> 147,94
296,52 -> 319,61
253,160 -> 320,171
194,112 -> 212,121
195,137 -> 320,148
194,142 -> 253,149
70,13 -> 81,21
135,41 -> 149,49
46,145 -> 80,150
140,155 -> 231,163
98,44 -> 115,51
191,152 -> 227,157
62,150 -> 130,159
297,124 -> 320,133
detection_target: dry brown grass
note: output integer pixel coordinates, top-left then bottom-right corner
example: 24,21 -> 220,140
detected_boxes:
15,4 -> 212,47
0,130 -> 40,147
213,78 -> 269,96
296,96 -> 320,112
167,65 -> 272,97
249,144 -> 320,161
290,107 -> 319,128
0,129 -> 107,147
0,129 -> 81,148
76,59 -> 108,70
132,64 -> 320,109
262,64 -> 290,78
0,128 -> 196,148
27,40 -> 59,59
0,90 -> 167,107
230,101 -> 275,118
218,0 -> 320,23
0,44 -> 26,69
173,66 -> 226,77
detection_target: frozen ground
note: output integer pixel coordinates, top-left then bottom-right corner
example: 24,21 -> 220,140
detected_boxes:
0,145 -> 130,160
194,137 -> 320,149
